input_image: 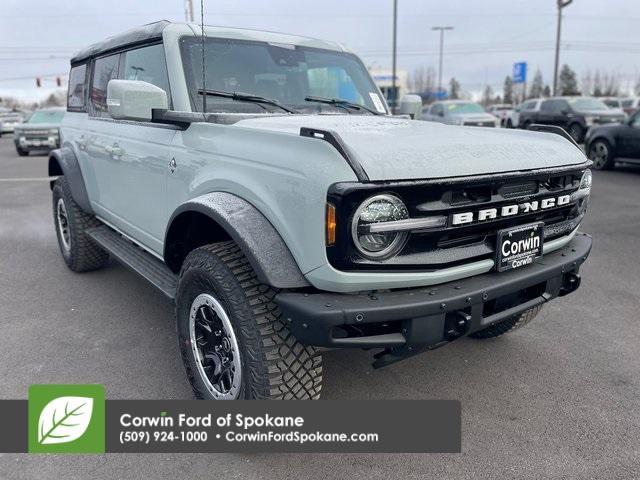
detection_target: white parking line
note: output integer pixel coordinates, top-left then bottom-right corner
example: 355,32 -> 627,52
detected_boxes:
0,177 -> 56,182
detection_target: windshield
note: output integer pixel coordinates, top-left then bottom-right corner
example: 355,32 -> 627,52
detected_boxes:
180,37 -> 386,114
603,99 -> 620,108
28,110 -> 65,124
445,102 -> 485,115
568,98 -> 609,111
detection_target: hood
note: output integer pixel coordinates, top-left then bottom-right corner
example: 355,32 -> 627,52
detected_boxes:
450,112 -> 496,121
14,123 -> 60,132
233,115 -> 587,181
577,109 -> 624,118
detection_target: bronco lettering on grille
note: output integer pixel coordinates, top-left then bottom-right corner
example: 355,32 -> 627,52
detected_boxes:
451,194 -> 571,226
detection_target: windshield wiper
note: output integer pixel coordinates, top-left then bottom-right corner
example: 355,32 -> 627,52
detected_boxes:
304,96 -> 382,116
197,89 -> 298,114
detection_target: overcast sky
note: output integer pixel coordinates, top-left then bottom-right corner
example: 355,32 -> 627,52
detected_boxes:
1,0 -> 639,99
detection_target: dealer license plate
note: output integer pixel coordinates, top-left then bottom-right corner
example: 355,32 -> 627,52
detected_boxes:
496,222 -> 544,272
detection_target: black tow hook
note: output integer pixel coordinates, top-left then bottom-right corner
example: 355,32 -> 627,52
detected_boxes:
559,272 -> 581,296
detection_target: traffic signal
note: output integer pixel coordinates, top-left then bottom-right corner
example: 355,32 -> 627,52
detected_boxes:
36,77 -> 41,88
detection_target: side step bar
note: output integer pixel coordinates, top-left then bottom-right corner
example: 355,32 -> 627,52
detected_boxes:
86,225 -> 177,300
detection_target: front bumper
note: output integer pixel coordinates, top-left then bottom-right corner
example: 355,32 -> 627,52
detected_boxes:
276,232 -> 591,367
14,136 -> 59,151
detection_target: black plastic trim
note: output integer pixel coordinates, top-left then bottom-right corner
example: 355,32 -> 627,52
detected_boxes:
48,147 -> 93,214
277,233 -> 592,356
165,192 -> 309,289
300,127 -> 369,181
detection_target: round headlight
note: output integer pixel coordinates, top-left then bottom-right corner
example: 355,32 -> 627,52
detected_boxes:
580,170 -> 592,190
351,194 -> 409,259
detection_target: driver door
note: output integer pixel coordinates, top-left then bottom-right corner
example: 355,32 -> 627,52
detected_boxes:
619,113 -> 640,159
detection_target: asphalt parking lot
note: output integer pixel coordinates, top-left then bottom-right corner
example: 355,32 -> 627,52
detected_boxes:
0,135 -> 638,479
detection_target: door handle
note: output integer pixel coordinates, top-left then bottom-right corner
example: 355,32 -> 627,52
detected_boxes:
105,143 -> 124,157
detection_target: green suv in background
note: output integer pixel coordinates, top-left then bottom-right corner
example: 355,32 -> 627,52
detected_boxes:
48,21 -> 592,400
14,107 -> 65,156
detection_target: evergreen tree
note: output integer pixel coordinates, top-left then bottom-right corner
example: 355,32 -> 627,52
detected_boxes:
529,69 -> 544,98
559,64 -> 580,96
449,77 -> 461,100
503,76 -> 514,104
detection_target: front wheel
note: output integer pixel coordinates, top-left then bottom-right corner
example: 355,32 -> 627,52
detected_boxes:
16,147 -> 28,157
469,306 -> 542,339
589,139 -> 614,170
176,241 -> 323,400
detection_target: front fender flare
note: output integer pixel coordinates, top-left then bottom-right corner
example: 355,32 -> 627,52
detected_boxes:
165,192 -> 310,289
48,147 -> 93,214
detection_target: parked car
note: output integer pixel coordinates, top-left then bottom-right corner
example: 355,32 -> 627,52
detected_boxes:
601,97 -> 622,109
0,108 -> 24,134
585,110 -> 640,170
49,21 -> 592,401
420,100 -> 498,127
486,104 -> 512,127
508,98 -> 542,129
621,97 -> 640,116
518,96 -> 625,143
13,107 -> 65,156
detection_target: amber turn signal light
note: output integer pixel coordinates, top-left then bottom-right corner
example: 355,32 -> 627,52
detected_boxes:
326,203 -> 337,246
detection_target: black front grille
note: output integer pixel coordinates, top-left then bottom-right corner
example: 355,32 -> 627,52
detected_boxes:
327,167 -> 588,272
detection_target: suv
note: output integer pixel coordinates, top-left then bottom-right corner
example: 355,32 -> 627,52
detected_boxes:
519,96 -> 625,143
13,107 -> 65,156
49,21 -> 593,400
420,101 -> 497,127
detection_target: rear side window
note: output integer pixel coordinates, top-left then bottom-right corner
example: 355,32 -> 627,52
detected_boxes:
121,43 -> 171,104
67,64 -> 87,111
90,54 -> 120,117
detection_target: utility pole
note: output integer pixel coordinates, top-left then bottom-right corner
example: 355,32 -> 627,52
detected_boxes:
391,0 -> 398,114
432,26 -> 453,98
185,0 -> 194,22
553,0 -> 573,96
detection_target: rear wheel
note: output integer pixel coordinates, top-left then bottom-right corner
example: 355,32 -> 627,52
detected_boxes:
589,139 -> 614,170
52,177 -> 109,272
176,241 -> 323,400
469,306 -> 542,339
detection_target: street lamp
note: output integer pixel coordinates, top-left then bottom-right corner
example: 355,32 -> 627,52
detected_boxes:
432,26 -> 454,98
553,0 -> 573,96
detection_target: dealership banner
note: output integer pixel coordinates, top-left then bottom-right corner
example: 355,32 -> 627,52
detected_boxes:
0,385 -> 461,453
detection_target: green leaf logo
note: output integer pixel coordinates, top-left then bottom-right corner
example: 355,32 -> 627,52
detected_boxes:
37,396 -> 94,445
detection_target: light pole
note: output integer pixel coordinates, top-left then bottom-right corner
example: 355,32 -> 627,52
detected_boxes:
432,26 -> 453,98
391,0 -> 398,113
553,0 -> 573,96
185,0 -> 194,22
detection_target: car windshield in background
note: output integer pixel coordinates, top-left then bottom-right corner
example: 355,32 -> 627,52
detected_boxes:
28,110 -> 65,124
568,98 -> 609,111
446,103 -> 485,114
180,37 -> 386,114
603,99 -> 620,108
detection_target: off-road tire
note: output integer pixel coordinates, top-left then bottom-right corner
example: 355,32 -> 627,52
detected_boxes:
52,177 -> 109,272
469,305 -> 542,339
16,147 -> 28,157
176,241 -> 323,400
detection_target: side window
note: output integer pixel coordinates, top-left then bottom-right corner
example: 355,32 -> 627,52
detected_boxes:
540,100 -> 553,112
522,100 -> 535,110
431,104 -> 443,116
121,43 -> 171,104
67,64 -> 87,111
90,54 -> 120,117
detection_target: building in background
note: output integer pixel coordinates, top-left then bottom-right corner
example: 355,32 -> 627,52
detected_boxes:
369,68 -> 408,108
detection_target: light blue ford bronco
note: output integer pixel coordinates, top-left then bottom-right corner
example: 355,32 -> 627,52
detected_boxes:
49,21 -> 592,400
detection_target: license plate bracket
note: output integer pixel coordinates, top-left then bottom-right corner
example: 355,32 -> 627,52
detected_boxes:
496,222 -> 544,272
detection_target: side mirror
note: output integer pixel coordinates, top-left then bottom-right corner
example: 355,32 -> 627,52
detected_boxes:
398,94 -> 423,119
107,80 -> 168,122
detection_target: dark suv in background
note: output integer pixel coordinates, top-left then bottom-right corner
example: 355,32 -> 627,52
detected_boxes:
585,110 -> 640,170
519,97 -> 625,143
